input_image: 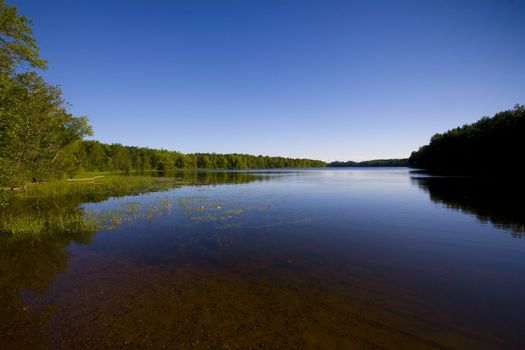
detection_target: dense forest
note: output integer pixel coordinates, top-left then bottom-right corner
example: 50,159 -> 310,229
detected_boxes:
1,0 -> 90,193
73,141 -> 326,172
0,0 -> 324,196
328,159 -> 408,167
409,105 -> 524,174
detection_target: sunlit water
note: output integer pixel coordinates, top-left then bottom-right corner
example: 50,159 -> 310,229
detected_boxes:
1,168 -> 524,349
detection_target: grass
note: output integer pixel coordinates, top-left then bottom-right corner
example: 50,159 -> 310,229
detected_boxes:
0,173 -> 183,240
0,210 -> 98,241
0,170 -> 261,239
0,198 -> 174,241
22,175 -> 161,199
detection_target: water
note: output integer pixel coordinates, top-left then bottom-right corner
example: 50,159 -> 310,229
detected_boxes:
1,168 -> 524,349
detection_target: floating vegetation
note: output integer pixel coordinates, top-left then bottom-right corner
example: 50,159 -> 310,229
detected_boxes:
190,214 -> 235,222
0,174 -> 182,240
176,196 -> 248,224
0,172 -> 271,240
146,198 -> 173,223
225,208 -> 244,215
0,211 -> 98,241
0,197 -> 174,241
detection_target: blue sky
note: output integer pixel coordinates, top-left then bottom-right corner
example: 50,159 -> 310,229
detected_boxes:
11,0 -> 525,161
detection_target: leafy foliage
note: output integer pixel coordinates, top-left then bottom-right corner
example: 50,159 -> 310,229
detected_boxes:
0,0 -> 46,72
73,141 -> 326,171
0,1 -> 91,197
0,0 -> 324,203
0,73 -> 92,182
409,105 -> 525,174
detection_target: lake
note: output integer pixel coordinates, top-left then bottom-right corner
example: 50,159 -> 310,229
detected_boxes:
1,168 -> 524,349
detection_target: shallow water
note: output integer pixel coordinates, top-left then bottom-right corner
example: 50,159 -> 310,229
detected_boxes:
1,168 -> 524,349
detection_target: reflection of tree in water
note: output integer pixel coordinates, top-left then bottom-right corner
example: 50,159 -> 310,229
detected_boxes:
0,213 -> 97,348
152,170 -> 272,186
0,171 -> 269,347
413,176 -> 525,237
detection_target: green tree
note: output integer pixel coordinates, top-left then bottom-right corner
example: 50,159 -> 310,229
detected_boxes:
0,0 -> 46,73
0,72 -> 91,182
409,105 -> 525,174
1,1 -> 91,194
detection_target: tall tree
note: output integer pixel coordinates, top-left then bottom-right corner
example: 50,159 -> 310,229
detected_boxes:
0,0 -> 46,73
0,0 -> 91,192
409,105 -> 525,174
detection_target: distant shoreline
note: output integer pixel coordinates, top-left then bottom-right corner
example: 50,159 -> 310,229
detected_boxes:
327,159 -> 408,167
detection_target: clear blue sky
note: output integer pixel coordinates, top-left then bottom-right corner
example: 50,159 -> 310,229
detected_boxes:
11,0 -> 525,161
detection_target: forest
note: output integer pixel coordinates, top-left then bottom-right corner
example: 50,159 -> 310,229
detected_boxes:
3,0 -> 521,202
409,105 -> 525,174
0,0 -> 324,197
73,141 -> 326,172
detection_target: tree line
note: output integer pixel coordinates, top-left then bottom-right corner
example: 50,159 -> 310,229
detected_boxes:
1,0 -> 91,192
0,0 -> 324,196
74,141 -> 326,172
409,105 -> 524,174
328,159 -> 408,167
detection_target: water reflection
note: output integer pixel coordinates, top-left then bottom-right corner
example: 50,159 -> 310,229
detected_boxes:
0,171 -> 268,348
153,169 -> 273,185
1,169 -> 524,349
0,223 -> 96,348
412,175 -> 525,236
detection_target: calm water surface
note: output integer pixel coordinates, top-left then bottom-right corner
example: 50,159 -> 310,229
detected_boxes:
1,168 -> 524,349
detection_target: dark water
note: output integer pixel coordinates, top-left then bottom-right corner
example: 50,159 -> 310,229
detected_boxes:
1,168 -> 524,349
